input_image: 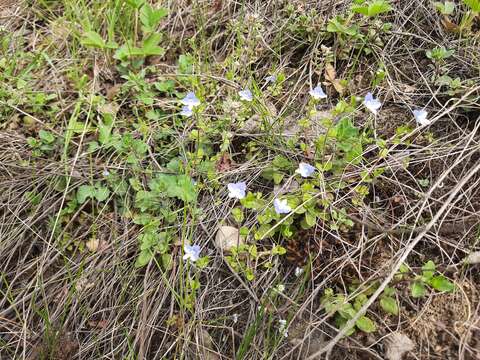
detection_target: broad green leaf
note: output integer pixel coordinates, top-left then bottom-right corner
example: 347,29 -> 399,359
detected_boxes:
429,275 -> 455,292
367,0 -> 392,16
81,31 -> 106,48
232,207 -> 244,223
124,0 -> 145,9
196,256 -> 210,269
380,296 -> 399,315
135,249 -> 153,268
175,175 -> 197,202
76,185 -> 95,204
141,33 -> 165,57
338,302 -> 357,319
178,54 -> 194,74
411,281 -> 426,298
355,316 -> 376,333
140,4 -> 168,32
335,315 -> 356,336
434,1 -> 455,14
351,5 -> 369,15
94,186 -> 110,202
422,260 -> 436,280
271,245 -> 286,255
39,130 -> 55,144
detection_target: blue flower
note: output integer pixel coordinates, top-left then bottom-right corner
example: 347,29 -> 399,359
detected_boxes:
309,85 -> 327,99
413,109 -> 430,126
228,182 -> 247,199
180,105 -> 193,117
183,244 -> 201,262
265,75 -> 277,83
181,91 -> 200,109
274,198 -> 291,214
363,92 -> 381,114
295,162 -> 315,177
238,89 -> 253,102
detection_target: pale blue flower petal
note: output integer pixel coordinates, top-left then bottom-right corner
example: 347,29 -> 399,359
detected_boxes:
238,89 -> 253,102
274,198 -> 291,214
181,91 -> 200,108
183,244 -> 201,262
228,182 -> 247,199
295,162 -> 315,177
180,105 -> 193,117
413,109 -> 430,126
265,75 -> 277,83
363,92 -> 382,114
309,85 -> 327,99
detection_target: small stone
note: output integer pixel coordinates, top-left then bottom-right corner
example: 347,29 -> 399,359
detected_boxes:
215,226 -> 243,252
464,251 -> 480,265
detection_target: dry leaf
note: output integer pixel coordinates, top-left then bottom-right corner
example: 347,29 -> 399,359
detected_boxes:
324,63 -> 337,82
324,63 -> 345,95
215,226 -> 244,252
105,83 -> 122,100
216,152 -> 233,172
384,332 -> 415,360
441,16 -> 459,33
88,319 -> 108,329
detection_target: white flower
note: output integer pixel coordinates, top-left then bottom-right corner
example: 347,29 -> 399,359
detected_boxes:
294,267 -> 304,277
181,91 -> 200,109
295,162 -> 315,177
180,105 -> 193,117
238,89 -> 253,102
228,182 -> 247,199
413,109 -> 430,126
363,92 -> 381,114
265,75 -> 276,83
183,244 -> 201,262
275,284 -> 285,293
278,319 -> 288,338
309,85 -> 327,99
102,169 -> 110,177
274,198 -> 291,214
232,313 -> 239,323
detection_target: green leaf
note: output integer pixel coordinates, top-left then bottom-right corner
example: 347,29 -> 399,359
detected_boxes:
380,296 -> 399,315
141,33 -> 165,57
135,249 -> 153,268
271,245 -> 286,255
178,54 -> 194,74
367,0 -> 392,16
94,186 -> 110,202
175,175 -> 197,202
81,31 -> 106,48
429,275 -> 455,292
196,256 -> 210,269
464,0 -> 480,13
39,130 -> 55,144
434,1 -> 455,15
355,316 -> 376,333
232,207 -> 244,223
135,190 -> 159,212
335,315 -> 356,336
411,281 -> 426,298
124,0 -> 145,9
140,4 -> 168,33
76,185 -> 96,204
422,260 -> 436,280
